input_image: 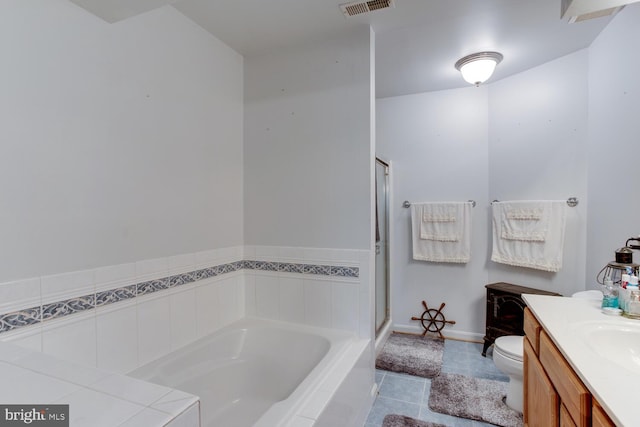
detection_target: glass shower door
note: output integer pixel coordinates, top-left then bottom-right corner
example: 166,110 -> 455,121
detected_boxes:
375,158 -> 390,335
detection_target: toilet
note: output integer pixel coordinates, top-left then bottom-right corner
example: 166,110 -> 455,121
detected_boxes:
493,335 -> 524,413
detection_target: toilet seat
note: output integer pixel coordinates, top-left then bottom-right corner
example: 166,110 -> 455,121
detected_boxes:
494,336 -> 523,362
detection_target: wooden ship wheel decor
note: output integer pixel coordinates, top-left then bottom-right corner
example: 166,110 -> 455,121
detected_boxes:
411,300 -> 456,339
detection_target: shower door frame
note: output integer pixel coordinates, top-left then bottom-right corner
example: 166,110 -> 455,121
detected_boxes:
375,157 -> 391,337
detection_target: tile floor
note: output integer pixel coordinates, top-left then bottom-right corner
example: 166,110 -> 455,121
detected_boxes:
365,339 -> 510,427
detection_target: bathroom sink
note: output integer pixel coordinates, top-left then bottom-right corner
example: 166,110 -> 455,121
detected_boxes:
573,322 -> 640,375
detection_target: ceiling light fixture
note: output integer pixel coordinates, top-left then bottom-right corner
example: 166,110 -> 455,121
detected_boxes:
454,51 -> 503,86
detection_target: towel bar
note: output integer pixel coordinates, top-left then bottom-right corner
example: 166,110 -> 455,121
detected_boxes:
490,197 -> 579,207
403,200 -> 476,208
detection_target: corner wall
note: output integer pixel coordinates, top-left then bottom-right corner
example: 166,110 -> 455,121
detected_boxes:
243,27 -> 375,339
487,50 -> 589,296
586,3 -> 640,284
377,49 -> 590,338
0,1 -> 243,282
376,87 -> 490,338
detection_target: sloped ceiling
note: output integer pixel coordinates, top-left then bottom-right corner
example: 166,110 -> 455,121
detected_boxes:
70,0 -> 620,97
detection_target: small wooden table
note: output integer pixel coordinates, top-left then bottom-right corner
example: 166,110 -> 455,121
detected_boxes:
482,282 -> 561,356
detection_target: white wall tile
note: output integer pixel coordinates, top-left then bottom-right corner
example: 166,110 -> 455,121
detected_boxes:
3,370 -> 81,404
1,328 -> 42,352
255,245 -> 279,261
278,246 -> 305,262
119,408 -> 173,427
90,374 -> 173,406
236,275 -> 246,320
168,253 -> 196,275
194,249 -> 218,268
243,245 -> 257,260
137,296 -> 171,366
94,263 -> 136,292
218,276 -> 240,326
0,277 -> 40,314
42,315 -> 97,368
56,388 -> 146,427
166,402 -> 200,427
304,248 -> 333,263
330,249 -> 363,264
304,280 -> 332,328
40,269 -> 93,304
170,289 -> 197,351
332,283 -> 359,333
150,389 -> 198,417
135,257 -> 169,282
244,274 -> 257,316
13,350 -> 110,386
279,277 -> 305,323
96,304 -> 138,374
255,275 -> 280,319
195,281 -> 220,338
0,339 -> 40,362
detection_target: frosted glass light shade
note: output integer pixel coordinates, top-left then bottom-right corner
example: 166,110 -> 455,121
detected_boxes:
455,52 -> 503,86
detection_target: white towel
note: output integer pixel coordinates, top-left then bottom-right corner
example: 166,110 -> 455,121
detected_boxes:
411,202 -> 472,263
491,200 -> 567,272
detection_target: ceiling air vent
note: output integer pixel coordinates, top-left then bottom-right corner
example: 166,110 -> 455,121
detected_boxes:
340,0 -> 395,17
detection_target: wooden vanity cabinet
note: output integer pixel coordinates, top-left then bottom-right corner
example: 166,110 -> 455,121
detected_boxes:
523,308 -> 616,427
592,400 -> 615,427
523,337 -> 559,427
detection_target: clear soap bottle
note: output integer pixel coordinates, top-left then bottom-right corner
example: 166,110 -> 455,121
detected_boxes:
601,276 -> 619,309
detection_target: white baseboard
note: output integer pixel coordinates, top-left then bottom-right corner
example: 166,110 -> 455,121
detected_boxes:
374,321 -> 392,357
391,323 -> 484,342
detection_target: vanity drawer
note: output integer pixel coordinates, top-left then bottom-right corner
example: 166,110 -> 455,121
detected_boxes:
524,307 -> 541,355
539,331 -> 591,427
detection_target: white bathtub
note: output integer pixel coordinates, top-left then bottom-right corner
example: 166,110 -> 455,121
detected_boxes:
128,317 -> 358,427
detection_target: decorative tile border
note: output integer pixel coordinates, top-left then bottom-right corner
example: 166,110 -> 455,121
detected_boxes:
0,260 -> 359,334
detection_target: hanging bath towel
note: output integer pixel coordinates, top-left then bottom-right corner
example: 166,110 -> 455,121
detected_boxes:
491,200 -> 567,272
411,202 -> 472,263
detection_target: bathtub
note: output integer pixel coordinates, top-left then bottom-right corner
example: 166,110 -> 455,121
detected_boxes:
128,317 -> 360,427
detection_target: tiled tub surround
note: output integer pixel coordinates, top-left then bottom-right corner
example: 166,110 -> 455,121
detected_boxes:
0,340 -> 200,426
0,253 -> 359,336
129,317 -> 374,427
0,246 -> 371,427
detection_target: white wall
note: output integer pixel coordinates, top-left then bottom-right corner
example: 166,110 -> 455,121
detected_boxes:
378,50 -> 590,337
586,4 -> 640,286
377,87 -> 490,338
488,50 -> 589,296
243,26 -> 375,339
0,0 -> 243,282
243,27 -> 373,251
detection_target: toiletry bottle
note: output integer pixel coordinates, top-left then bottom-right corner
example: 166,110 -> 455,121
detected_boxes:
602,276 -> 619,309
623,276 -> 639,313
621,273 -> 630,289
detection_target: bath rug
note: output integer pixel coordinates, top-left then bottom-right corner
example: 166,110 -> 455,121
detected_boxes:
428,373 -> 523,427
375,332 -> 444,378
382,414 -> 448,427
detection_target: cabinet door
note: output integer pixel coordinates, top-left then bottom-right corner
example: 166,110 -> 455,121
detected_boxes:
524,307 -> 541,355
560,403 -> 577,427
539,332 -> 591,426
524,338 -> 559,427
592,399 -> 616,427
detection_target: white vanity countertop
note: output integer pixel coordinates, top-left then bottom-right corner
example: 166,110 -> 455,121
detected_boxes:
0,340 -> 199,426
523,294 -> 637,427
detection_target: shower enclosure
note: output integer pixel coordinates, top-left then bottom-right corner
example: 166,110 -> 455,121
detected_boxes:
375,158 -> 390,335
